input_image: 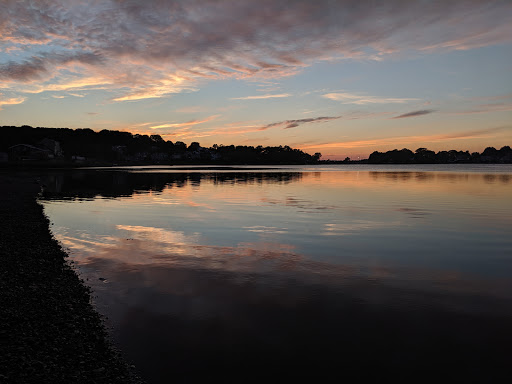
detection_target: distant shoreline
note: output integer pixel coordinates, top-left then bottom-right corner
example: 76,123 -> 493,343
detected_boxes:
1,160 -> 512,170
2,126 -> 510,166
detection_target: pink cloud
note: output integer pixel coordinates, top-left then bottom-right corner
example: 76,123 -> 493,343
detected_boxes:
1,0 -> 511,101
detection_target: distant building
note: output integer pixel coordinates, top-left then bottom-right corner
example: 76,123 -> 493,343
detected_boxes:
8,144 -> 54,161
38,138 -> 63,157
71,155 -> 87,163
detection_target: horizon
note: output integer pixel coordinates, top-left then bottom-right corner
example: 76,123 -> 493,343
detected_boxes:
1,1 -> 512,160
4,124 -> 512,162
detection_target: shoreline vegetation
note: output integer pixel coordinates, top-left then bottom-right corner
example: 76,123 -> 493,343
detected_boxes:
0,172 -> 143,383
1,125 -> 511,167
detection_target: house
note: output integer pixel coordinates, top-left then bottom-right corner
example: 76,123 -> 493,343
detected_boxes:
38,138 -> 63,157
8,144 -> 54,161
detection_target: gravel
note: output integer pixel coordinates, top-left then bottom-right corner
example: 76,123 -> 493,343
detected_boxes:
0,171 -> 144,383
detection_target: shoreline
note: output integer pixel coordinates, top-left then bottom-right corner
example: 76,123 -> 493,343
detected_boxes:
0,171 -> 143,383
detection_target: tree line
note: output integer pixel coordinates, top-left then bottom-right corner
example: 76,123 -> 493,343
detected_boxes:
1,125 -> 321,165
2,125 -> 510,164
367,146 -> 512,164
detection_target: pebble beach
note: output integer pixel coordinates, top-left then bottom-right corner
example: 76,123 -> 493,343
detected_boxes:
0,171 -> 143,383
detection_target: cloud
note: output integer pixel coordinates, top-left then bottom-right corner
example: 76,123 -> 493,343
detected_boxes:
0,96 -> 26,110
0,57 -> 46,82
111,75 -> 197,101
150,115 -> 220,129
1,1 -> 511,100
231,93 -> 292,100
149,116 -> 341,140
21,77 -> 112,94
0,52 -> 103,82
323,92 -> 418,104
302,126 -> 511,150
261,116 -> 341,130
392,110 -> 435,119
173,123 -> 264,139
153,115 -> 346,139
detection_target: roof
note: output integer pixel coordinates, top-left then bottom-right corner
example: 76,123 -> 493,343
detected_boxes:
8,144 -> 52,152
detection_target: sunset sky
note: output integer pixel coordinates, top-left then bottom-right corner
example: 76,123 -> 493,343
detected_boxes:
1,0 -> 511,159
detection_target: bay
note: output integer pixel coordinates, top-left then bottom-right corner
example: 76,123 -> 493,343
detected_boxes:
40,164 -> 512,382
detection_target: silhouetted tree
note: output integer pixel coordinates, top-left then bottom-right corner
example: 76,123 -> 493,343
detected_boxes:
414,147 -> 436,163
188,142 -> 201,151
174,141 -> 187,152
2,126 -> 509,165
150,134 -> 164,143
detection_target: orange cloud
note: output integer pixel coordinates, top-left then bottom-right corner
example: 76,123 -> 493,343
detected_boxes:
159,123 -> 264,140
112,74 -> 195,101
20,76 -> 112,94
0,96 -> 26,110
150,115 -> 220,130
302,126 -> 511,150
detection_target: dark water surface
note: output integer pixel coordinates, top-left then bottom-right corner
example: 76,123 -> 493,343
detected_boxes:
40,165 -> 512,382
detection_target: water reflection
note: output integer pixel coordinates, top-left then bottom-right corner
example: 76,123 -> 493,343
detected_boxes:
41,171 -> 303,200
369,170 -> 512,184
40,167 -> 512,382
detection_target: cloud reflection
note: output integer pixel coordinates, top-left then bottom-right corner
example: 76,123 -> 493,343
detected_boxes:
243,226 -> 288,234
323,220 -> 399,236
61,223 -> 304,275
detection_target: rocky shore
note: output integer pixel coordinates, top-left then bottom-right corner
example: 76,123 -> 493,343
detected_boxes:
0,171 -> 143,383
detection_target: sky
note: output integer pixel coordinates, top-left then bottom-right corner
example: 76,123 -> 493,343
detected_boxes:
0,0 -> 511,160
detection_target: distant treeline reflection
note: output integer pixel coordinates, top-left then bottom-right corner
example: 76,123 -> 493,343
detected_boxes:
41,171 -> 303,200
369,171 -> 511,184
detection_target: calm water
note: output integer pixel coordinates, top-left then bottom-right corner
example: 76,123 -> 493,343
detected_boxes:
40,165 -> 512,382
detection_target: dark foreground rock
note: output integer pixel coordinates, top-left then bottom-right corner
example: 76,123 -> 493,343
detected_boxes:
0,171 -> 143,383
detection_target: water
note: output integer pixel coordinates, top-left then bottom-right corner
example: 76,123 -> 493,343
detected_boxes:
40,165 -> 512,382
